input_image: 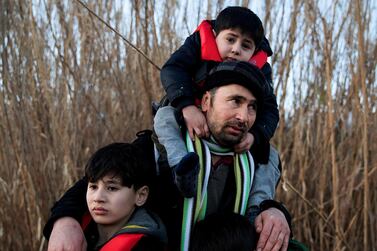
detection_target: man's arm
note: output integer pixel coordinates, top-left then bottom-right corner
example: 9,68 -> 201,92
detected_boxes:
47,217 -> 87,251
255,207 -> 291,251
43,178 -> 88,240
248,147 -> 281,207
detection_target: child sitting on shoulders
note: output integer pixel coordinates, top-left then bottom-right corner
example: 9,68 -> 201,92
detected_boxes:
154,6 -> 280,203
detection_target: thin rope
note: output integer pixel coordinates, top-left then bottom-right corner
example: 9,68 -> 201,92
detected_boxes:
75,0 -> 162,71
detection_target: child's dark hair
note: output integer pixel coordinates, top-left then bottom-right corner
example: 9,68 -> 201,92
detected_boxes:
214,6 -> 264,48
189,212 -> 258,251
85,142 -> 152,190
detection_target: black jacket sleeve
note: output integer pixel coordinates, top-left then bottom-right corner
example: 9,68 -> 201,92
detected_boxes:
160,32 -> 202,111
251,37 -> 278,159
43,177 -> 88,239
250,61 -> 279,164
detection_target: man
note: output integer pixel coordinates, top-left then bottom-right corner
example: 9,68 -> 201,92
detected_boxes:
44,61 -> 290,251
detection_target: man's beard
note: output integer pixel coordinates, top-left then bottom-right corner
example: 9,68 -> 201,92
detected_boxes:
209,119 -> 248,147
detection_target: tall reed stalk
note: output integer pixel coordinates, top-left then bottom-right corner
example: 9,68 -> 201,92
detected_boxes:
0,0 -> 375,250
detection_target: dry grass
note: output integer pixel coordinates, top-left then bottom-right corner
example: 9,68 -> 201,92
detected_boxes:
0,0 -> 376,250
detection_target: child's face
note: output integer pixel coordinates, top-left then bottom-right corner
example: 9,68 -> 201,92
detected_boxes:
86,174 -> 146,227
215,28 -> 256,62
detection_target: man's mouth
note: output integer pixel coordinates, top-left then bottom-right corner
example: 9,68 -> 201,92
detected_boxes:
226,123 -> 247,135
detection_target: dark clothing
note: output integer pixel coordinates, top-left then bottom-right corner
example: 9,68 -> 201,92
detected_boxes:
43,130 -> 291,251
160,20 -> 278,164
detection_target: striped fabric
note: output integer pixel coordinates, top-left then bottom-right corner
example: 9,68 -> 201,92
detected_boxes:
180,132 -> 255,251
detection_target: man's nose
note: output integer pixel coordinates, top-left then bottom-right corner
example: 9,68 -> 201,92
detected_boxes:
235,107 -> 248,122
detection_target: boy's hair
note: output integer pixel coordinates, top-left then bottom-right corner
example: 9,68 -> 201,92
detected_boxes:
214,6 -> 264,48
85,142 -> 153,190
189,212 -> 257,251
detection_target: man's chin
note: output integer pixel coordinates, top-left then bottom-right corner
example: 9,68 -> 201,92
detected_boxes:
214,133 -> 243,148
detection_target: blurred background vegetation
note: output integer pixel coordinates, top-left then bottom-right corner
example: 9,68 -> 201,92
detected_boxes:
0,0 -> 376,250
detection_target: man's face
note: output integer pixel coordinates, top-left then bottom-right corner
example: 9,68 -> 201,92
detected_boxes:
215,28 -> 256,62
202,84 -> 257,147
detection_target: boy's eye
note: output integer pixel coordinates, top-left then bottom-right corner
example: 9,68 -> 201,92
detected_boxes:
242,43 -> 251,49
107,186 -> 119,191
227,37 -> 235,43
88,184 -> 97,190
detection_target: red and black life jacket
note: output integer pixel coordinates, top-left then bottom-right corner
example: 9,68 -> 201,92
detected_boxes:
81,213 -> 145,251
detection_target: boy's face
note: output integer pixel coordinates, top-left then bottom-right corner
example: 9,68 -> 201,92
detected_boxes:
86,174 -> 148,228
215,28 -> 256,62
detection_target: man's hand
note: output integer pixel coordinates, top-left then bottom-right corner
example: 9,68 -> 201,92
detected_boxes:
234,132 -> 254,153
182,105 -> 209,140
47,217 -> 87,251
254,208 -> 290,251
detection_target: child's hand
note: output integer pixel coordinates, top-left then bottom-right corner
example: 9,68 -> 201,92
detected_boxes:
182,105 -> 209,140
234,132 -> 254,153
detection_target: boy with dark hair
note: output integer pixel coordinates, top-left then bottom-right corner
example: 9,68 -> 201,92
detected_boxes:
189,212 -> 257,251
78,143 -> 167,250
154,6 -> 280,207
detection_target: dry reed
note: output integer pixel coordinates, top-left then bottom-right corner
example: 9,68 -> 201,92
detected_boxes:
0,0 -> 375,250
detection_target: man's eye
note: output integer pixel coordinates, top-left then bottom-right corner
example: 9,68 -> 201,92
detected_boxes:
248,103 -> 257,111
230,99 -> 241,105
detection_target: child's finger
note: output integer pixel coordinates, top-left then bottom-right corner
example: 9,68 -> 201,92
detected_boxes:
195,127 -> 205,138
204,124 -> 210,138
234,142 -> 246,153
188,128 -> 195,141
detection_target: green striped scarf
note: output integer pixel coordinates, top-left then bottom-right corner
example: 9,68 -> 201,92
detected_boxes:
180,132 -> 255,251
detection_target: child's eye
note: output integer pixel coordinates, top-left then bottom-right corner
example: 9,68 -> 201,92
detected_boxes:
88,184 -> 97,190
227,37 -> 235,43
107,186 -> 119,191
242,43 -> 251,49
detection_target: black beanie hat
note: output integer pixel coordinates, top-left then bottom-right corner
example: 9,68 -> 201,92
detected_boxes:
204,61 -> 266,106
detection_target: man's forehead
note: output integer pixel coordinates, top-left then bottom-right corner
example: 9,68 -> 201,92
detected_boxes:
216,83 -> 255,96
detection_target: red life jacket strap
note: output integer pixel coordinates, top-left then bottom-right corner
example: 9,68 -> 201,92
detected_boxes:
196,20 -> 222,62
80,212 -> 92,231
249,50 -> 268,69
101,233 -> 145,251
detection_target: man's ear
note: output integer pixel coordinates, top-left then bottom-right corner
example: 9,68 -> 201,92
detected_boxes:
201,91 -> 211,112
135,185 -> 149,207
